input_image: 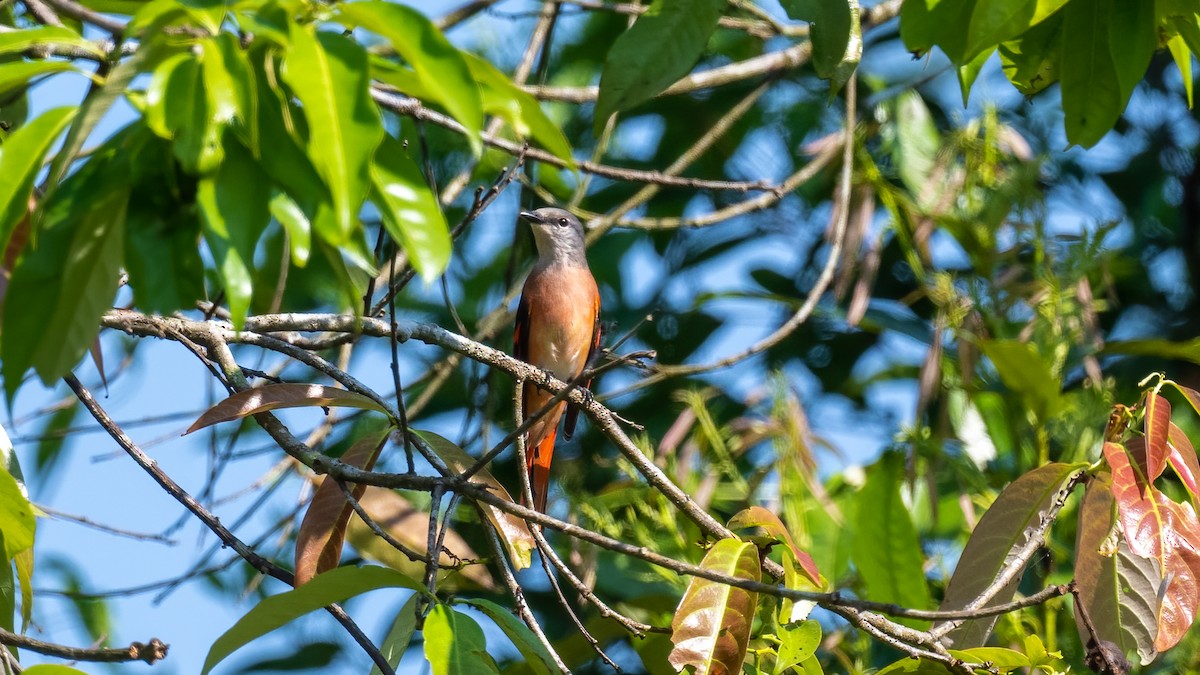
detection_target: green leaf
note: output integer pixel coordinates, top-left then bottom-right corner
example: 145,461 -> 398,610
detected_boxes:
947,647 -> 1030,670
370,135 -> 451,282
196,137 -> 270,326
935,462 -> 1085,647
1168,34 -> 1194,108
3,145 -> 128,401
123,129 -> 204,314
422,604 -> 499,675
998,11 -> 1063,96
462,54 -> 574,166
200,566 -> 426,674
1073,477 -> 1159,666
269,190 -> 312,267
457,598 -> 556,675
962,0 -> 1067,64
774,621 -> 821,675
0,106 -> 76,253
337,1 -> 482,156
22,667 -> 91,675
898,0 -> 974,62
42,41 -> 164,205
669,538 -> 761,674
202,32 -> 256,134
851,452 -> 931,625
957,48 -> 993,106
0,60 -> 79,96
370,594 -> 420,675
593,0 -> 724,135
281,28 -> 382,244
0,532 -> 12,635
0,26 -> 103,58
250,49 -> 330,220
1059,0 -> 1120,148
780,0 -> 852,78
146,52 -> 224,174
979,339 -> 1062,419
0,466 -> 33,559
1108,0 -> 1155,104
892,91 -> 939,204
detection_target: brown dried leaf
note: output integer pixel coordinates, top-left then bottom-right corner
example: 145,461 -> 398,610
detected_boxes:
1073,475 -> 1160,666
294,427 -> 391,585
415,430 -> 535,571
345,486 -> 495,591
185,384 -> 388,434
669,539 -> 761,675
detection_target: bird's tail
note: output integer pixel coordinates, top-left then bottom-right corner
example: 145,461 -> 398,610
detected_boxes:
524,419 -> 558,514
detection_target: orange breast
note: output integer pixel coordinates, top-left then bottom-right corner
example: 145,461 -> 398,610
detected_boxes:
520,265 -> 598,380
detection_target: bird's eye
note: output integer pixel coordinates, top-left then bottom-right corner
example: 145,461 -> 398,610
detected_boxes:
558,218 -> 569,227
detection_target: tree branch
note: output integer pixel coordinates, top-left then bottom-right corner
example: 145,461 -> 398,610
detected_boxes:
0,628 -> 168,664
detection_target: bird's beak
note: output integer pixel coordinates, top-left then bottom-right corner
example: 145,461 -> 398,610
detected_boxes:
519,210 -> 542,223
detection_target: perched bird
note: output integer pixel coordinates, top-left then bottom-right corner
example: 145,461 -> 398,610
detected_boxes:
513,207 -> 601,513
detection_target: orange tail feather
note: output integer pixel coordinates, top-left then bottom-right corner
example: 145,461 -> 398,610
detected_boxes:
526,426 -> 557,513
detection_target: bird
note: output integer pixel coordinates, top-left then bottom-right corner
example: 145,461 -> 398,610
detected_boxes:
513,207 -> 601,513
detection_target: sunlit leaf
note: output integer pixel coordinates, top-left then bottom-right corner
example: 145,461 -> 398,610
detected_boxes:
774,620 -> 821,675
281,28 -> 382,244
0,106 -> 75,254
1168,34 -> 1194,108
669,538 -> 760,675
935,462 -> 1085,647
186,383 -> 389,434
0,465 -> 33,559
295,426 -> 393,585
594,0 -> 724,135
462,54 -> 574,166
336,1 -> 482,155
1073,475 -> 1159,666
423,604 -> 499,675
962,0 -> 1067,63
370,134 -> 451,281
0,60 -> 80,96
201,565 -> 426,674
458,598 -> 556,675
415,430 -> 535,571
997,11 -> 1062,96
0,26 -> 103,58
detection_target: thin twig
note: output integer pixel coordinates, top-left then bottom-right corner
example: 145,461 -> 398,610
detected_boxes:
0,628 -> 168,664
63,374 -> 396,675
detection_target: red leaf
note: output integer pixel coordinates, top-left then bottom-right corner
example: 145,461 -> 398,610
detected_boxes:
1103,441 -> 1200,651
1167,423 -> 1200,503
1174,384 -> 1200,420
1151,495 -> 1200,651
1143,394 -> 1171,481
727,506 -> 821,586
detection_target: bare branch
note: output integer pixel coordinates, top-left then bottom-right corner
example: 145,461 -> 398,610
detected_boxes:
0,629 -> 168,664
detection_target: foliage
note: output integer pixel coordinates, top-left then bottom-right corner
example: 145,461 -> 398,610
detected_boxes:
0,0 -> 1198,672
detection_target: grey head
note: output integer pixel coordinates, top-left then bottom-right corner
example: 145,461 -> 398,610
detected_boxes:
520,207 -> 588,267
